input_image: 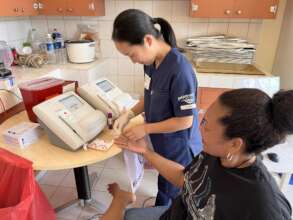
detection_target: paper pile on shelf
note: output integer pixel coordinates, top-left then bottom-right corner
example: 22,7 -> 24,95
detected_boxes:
185,35 -> 256,65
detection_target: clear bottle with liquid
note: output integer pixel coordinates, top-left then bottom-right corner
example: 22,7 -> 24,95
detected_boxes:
27,28 -> 43,53
52,29 -> 67,64
56,37 -> 67,64
45,34 -> 56,64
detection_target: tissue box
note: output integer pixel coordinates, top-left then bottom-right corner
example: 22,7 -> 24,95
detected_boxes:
2,122 -> 43,149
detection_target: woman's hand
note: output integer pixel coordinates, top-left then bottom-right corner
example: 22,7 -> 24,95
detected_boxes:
107,183 -> 136,205
115,135 -> 185,188
123,124 -> 148,141
114,135 -> 150,155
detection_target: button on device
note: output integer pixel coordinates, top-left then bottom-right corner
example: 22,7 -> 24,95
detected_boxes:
58,110 -> 76,123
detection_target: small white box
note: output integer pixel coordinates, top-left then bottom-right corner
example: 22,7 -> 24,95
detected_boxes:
2,122 -> 43,149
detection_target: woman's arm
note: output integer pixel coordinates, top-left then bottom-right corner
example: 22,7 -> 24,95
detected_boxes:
101,183 -> 136,220
145,115 -> 193,134
144,148 -> 185,188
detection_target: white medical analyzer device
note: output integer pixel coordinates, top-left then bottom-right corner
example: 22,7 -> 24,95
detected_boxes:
78,78 -> 138,119
33,91 -> 107,151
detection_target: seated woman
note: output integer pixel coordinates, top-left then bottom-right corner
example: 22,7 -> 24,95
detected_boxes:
102,88 -> 293,220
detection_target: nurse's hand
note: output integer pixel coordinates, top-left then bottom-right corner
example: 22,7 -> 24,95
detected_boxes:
114,135 -> 149,155
124,124 -> 147,141
113,110 -> 135,134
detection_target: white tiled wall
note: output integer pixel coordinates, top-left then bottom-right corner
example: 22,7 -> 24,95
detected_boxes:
0,0 -> 263,95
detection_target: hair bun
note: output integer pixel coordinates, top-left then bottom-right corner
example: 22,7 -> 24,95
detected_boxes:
271,90 -> 293,134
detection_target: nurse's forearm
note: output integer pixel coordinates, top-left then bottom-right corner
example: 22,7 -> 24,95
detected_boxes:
145,116 -> 193,134
143,148 -> 185,188
131,98 -> 144,116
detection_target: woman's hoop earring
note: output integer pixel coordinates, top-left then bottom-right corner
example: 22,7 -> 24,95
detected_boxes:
226,152 -> 233,161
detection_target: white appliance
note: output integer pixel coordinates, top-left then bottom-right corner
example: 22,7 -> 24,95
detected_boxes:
66,40 -> 96,63
78,78 -> 138,119
33,91 -> 107,151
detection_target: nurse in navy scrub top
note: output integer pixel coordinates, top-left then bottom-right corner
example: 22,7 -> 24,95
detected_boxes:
112,9 -> 202,206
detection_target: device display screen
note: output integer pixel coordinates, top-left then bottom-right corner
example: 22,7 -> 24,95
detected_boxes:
96,80 -> 114,93
59,95 -> 83,111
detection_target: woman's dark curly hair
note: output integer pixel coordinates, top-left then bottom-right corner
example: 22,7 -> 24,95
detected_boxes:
219,89 -> 293,154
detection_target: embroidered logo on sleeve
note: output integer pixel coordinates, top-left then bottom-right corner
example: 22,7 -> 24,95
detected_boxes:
178,94 -> 196,110
180,104 -> 197,110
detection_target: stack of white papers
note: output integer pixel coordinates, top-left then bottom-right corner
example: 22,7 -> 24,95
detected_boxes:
185,35 -> 256,64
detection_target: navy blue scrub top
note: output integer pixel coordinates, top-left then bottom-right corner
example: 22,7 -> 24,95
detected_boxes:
144,48 -> 202,158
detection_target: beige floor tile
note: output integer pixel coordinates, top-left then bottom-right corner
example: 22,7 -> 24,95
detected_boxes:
78,191 -> 112,220
39,184 -> 58,199
94,168 -> 130,192
49,186 -> 77,209
91,159 -> 108,168
59,168 -> 104,188
39,169 -> 70,186
56,203 -> 83,220
58,170 -> 77,188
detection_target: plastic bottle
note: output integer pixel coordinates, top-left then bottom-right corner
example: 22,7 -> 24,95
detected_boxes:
60,45 -> 67,64
51,28 -> 59,41
27,28 -> 43,52
56,37 -> 66,64
27,28 -> 36,46
45,34 -> 56,64
52,29 -> 66,64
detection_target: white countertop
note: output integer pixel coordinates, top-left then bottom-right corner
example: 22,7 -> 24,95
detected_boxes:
196,72 -> 280,97
0,60 -> 280,114
0,59 -> 106,113
8,60 -> 280,96
10,59 -> 105,85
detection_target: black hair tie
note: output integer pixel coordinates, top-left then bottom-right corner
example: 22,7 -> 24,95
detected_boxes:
152,18 -> 158,24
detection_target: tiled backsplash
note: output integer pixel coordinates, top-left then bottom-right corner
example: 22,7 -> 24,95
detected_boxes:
0,0 -> 263,95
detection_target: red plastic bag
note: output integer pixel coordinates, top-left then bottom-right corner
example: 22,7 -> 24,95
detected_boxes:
0,148 -> 56,220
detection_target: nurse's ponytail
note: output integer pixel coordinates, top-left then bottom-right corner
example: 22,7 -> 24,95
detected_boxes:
112,9 -> 177,48
152,17 -> 177,48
